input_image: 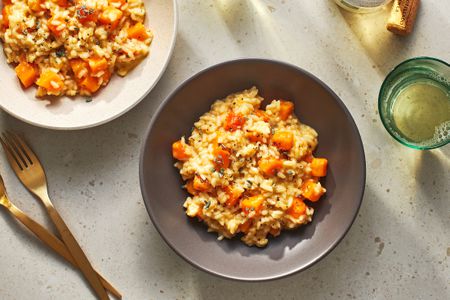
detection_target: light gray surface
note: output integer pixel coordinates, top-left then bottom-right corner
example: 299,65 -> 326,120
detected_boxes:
0,0 -> 449,299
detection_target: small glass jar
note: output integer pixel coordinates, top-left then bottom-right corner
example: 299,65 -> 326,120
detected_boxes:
334,0 -> 392,13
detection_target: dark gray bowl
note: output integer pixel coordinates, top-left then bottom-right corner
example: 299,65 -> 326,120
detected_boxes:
139,59 -> 366,281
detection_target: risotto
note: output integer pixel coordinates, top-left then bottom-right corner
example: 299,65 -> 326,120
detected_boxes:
0,0 -> 152,97
172,87 -> 328,247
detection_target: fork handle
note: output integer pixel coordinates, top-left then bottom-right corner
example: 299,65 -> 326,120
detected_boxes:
5,203 -> 122,299
39,195 -> 110,300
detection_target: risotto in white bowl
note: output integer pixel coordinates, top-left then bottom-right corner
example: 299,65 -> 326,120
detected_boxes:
0,0 -> 177,129
1,0 -> 152,96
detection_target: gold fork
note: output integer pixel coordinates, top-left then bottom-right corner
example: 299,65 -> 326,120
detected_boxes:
0,174 -> 121,299
0,132 -> 109,300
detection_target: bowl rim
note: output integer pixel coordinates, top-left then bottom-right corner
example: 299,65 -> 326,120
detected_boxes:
0,0 -> 179,130
139,58 -> 366,281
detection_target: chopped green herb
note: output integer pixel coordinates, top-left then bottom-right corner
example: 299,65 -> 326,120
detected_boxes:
210,167 -> 216,172
219,168 -> 225,176
85,97 -> 93,103
76,5 -> 95,19
55,48 -> 65,57
204,201 -> 211,209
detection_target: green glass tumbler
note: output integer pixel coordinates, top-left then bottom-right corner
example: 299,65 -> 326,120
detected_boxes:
378,57 -> 450,150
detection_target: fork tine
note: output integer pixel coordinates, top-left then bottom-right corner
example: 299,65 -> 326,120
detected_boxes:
2,132 -> 29,168
0,135 -> 25,171
5,131 -> 36,166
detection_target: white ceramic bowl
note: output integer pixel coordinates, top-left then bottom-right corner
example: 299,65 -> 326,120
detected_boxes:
0,0 -> 177,130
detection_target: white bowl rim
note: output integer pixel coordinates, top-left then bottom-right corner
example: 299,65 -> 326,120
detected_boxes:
0,0 -> 178,130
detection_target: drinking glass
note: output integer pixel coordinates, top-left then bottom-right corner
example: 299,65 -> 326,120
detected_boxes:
378,57 -> 450,150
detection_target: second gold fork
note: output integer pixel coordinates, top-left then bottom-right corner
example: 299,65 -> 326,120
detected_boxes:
0,132 -> 110,300
0,174 -> 121,298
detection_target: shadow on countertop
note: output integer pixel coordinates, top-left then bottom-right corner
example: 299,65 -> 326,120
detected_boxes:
337,2 -> 420,76
192,181 -> 449,299
414,148 -> 450,221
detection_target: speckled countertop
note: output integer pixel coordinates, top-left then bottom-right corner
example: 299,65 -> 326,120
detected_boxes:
0,1 -> 449,299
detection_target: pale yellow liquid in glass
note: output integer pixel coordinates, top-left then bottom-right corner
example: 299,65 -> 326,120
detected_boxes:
392,82 -> 450,143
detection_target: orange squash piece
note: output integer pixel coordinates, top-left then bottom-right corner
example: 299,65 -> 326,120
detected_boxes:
87,56 -> 108,74
100,69 -> 111,84
301,179 -> 325,202
224,112 -> 245,132
52,0 -> 69,7
193,175 -> 211,192
172,140 -> 190,161
310,157 -> 328,177
2,5 -> 11,28
70,59 -> 89,79
80,75 -> 101,93
258,158 -> 283,177
224,186 -> 243,207
185,180 -> 197,195
15,62 -> 38,88
238,219 -> 252,233
196,206 -> 204,220
36,70 -> 64,93
269,227 -> 280,236
254,109 -> 269,122
245,131 -> 264,143
99,6 -> 123,30
213,147 -> 230,169
240,195 -> 264,216
76,5 -> 98,24
279,100 -> 294,120
272,130 -> 294,151
47,16 -> 66,36
303,154 -> 313,163
287,197 -> 307,218
28,0 -> 44,12
127,22 -> 149,41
